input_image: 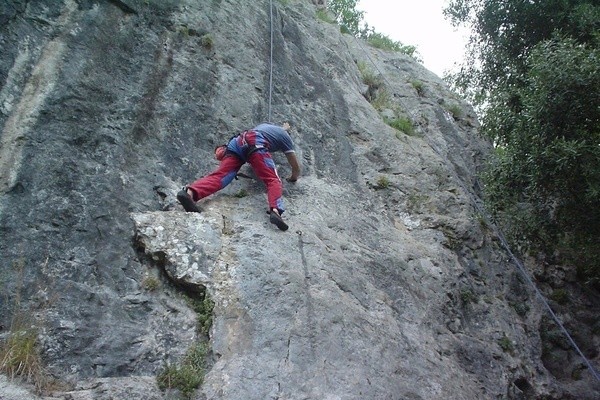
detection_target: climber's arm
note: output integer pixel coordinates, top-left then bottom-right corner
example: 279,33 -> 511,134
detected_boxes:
286,152 -> 301,182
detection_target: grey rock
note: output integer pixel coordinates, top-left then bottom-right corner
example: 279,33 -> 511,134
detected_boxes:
0,1 -> 598,400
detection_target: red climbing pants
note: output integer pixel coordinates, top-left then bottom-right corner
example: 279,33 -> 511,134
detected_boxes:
187,151 -> 285,212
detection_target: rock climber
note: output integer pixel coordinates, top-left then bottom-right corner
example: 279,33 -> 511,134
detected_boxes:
177,122 -> 301,231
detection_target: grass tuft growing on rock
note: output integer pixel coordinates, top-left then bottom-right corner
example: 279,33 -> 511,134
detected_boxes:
0,259 -> 52,394
186,291 -> 215,337
0,325 -> 47,390
157,291 -> 214,398
385,116 -> 415,136
157,342 -> 208,399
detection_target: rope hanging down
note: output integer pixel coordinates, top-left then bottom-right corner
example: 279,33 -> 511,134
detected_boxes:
351,34 -> 600,382
267,0 -> 274,122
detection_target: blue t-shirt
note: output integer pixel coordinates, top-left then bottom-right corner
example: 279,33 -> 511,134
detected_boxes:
253,123 -> 295,153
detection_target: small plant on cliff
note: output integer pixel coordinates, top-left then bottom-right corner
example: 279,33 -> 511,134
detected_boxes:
200,34 -> 214,49
549,289 -> 569,305
157,342 -> 208,399
357,61 -> 380,88
446,103 -> 464,120
385,116 -> 415,136
0,325 -> 47,390
410,79 -> 425,96
316,8 -> 335,24
370,88 -> 392,111
157,291 -> 214,398
366,31 -> 419,58
460,289 -> 476,304
0,260 -> 50,393
142,275 -> 160,291
186,291 -> 215,336
375,175 -> 390,189
498,335 -> 514,353
234,189 -> 248,198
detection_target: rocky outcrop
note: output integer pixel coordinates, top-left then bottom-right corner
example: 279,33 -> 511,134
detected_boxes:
0,1 -> 598,399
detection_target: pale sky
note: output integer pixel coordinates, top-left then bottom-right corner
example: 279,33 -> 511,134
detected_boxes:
357,0 -> 469,77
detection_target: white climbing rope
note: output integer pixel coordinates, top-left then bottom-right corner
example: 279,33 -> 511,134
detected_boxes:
268,0 -> 274,122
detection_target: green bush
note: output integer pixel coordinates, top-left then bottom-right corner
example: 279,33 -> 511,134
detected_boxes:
411,80 -> 425,96
157,343 -> 207,399
0,260 -> 50,393
385,116 -> 415,136
234,189 -> 248,198
445,103 -> 463,120
316,9 -> 335,24
370,88 -> 392,111
357,61 -> 380,87
0,327 -> 45,386
142,275 -> 160,291
498,335 -> 514,353
375,175 -> 390,189
186,291 -> 215,336
448,0 -> 600,286
366,31 -> 420,59
460,289 -> 476,304
327,0 -> 420,60
200,34 -> 213,49
549,289 -> 569,305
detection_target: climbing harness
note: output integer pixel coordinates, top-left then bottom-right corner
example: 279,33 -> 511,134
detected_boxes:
237,130 -> 265,159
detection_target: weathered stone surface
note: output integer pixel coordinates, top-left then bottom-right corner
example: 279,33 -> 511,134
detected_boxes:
0,1 -> 598,399
133,212 -> 222,292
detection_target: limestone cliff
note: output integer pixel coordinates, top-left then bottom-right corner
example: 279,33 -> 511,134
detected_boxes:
0,1 -> 598,399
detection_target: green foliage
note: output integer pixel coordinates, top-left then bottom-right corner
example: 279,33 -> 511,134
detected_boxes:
357,61 -> 380,87
200,34 -> 214,49
445,103 -> 463,120
234,189 -> 248,198
410,80 -> 425,96
316,8 -> 335,24
385,116 -> 415,136
158,291 -> 213,398
327,0 -> 364,36
510,302 -> 530,317
0,326 -> 46,389
142,275 -> 160,291
365,31 -> 420,59
157,343 -> 207,399
460,289 -> 476,304
327,0 -> 420,59
0,260 -> 49,393
440,225 -> 461,250
407,193 -> 428,212
447,0 -> 600,284
186,291 -> 215,336
498,335 -> 514,353
375,175 -> 390,189
444,0 -> 600,106
482,36 -> 600,282
370,88 -> 391,111
549,289 -> 569,305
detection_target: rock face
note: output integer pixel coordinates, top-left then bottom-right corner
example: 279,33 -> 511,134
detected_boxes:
0,1 -> 598,399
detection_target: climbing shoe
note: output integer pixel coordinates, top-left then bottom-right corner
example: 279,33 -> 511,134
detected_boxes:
269,211 -> 288,231
177,188 -> 201,213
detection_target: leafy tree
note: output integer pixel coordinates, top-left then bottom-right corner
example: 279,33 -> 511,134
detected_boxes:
445,0 -> 600,106
326,0 -> 420,58
446,0 -> 600,284
327,0 -> 364,36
